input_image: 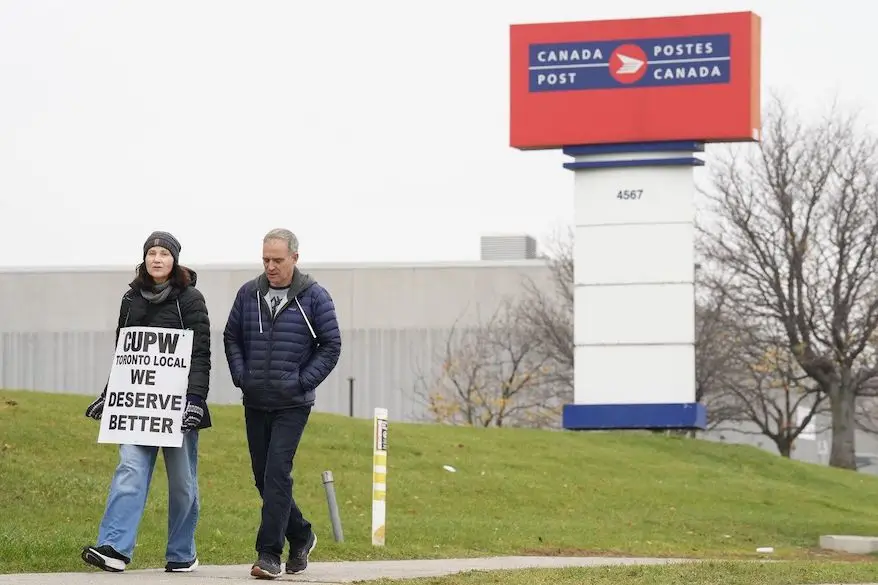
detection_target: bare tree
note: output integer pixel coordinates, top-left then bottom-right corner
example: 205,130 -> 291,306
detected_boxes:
691,281 -> 827,450
708,325 -> 828,457
694,284 -> 740,428
697,94 -> 878,469
516,227 -> 574,392
854,389 -> 878,434
414,299 -> 568,429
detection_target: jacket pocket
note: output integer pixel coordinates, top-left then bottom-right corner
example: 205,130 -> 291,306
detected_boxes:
274,366 -> 304,397
298,368 -> 316,393
240,368 -> 256,393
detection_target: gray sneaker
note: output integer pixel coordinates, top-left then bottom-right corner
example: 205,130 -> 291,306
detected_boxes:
250,554 -> 282,579
286,532 -> 317,574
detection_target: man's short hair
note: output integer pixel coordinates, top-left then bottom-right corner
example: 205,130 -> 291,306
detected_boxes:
263,228 -> 298,254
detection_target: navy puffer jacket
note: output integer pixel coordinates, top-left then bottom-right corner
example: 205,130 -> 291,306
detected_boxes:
223,268 -> 341,410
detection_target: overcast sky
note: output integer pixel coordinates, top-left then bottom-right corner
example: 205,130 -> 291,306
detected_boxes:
0,0 -> 872,268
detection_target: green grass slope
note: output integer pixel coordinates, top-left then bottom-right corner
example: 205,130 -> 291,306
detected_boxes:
2,389 -> 878,574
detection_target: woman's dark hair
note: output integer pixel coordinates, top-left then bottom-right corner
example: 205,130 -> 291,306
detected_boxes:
131,262 -> 192,290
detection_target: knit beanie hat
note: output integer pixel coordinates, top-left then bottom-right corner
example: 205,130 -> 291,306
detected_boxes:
143,231 -> 181,264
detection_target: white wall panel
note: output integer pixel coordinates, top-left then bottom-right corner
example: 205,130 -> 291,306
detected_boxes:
574,284 -> 695,346
573,344 -> 695,405
575,223 -> 694,286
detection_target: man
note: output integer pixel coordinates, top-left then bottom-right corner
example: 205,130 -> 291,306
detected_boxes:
223,228 -> 342,579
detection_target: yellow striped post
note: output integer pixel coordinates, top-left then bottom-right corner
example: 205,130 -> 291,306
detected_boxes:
371,407 -> 388,546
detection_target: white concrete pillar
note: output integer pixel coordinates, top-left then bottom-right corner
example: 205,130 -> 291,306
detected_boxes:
561,141 -> 706,430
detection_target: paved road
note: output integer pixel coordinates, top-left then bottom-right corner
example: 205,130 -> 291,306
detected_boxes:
1,556 -> 875,585
0,556 -> 691,584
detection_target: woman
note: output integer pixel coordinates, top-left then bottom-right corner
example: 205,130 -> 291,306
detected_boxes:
80,231 -> 212,573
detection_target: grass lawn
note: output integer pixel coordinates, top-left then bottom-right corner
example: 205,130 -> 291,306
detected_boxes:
367,561 -> 878,585
2,389 -> 878,575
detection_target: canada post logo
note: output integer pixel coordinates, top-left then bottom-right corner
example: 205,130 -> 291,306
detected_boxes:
528,34 -> 730,92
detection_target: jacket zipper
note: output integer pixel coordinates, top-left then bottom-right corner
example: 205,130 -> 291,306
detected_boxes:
262,293 -> 295,394
257,295 -> 272,387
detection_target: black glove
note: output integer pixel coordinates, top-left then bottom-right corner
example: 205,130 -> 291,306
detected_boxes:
85,392 -> 106,420
181,394 -> 205,432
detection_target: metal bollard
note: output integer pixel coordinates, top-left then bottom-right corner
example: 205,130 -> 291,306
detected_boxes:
322,470 -> 344,542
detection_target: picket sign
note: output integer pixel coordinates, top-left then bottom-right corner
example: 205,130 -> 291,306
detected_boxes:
97,326 -> 193,448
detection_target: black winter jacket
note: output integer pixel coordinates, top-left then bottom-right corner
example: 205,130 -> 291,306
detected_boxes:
106,268 -> 212,430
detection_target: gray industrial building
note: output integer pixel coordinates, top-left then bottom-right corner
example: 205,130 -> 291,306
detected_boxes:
2,233 -> 877,473
0,235 -> 553,422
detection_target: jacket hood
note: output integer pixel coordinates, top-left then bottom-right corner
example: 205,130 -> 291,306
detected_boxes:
256,266 -> 316,299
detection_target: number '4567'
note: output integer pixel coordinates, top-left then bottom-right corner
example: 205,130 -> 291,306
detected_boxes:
617,189 -> 643,200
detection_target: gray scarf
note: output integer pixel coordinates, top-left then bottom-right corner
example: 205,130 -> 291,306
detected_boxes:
140,281 -> 173,304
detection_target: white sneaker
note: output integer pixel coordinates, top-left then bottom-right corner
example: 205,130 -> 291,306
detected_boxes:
166,558 -> 199,572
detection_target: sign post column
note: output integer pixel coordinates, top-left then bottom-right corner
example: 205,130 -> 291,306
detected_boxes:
562,141 -> 703,429
509,10 -> 762,431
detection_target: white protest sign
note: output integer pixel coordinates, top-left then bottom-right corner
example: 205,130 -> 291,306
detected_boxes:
98,326 -> 193,448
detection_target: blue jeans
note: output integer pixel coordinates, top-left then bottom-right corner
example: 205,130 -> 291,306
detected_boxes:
96,431 -> 200,562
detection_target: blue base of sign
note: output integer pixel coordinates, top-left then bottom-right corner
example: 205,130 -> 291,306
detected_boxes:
562,402 -> 706,430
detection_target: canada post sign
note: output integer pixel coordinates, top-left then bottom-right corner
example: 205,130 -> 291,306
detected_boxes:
530,34 -> 730,92
510,12 -> 761,149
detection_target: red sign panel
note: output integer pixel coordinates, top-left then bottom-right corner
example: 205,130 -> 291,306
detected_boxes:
509,11 -> 761,149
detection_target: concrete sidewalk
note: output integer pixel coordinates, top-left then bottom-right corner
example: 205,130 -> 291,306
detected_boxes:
3,556 -> 876,585
0,556 -> 691,584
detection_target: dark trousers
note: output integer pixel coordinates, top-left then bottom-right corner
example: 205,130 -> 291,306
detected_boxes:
244,405 -> 313,561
